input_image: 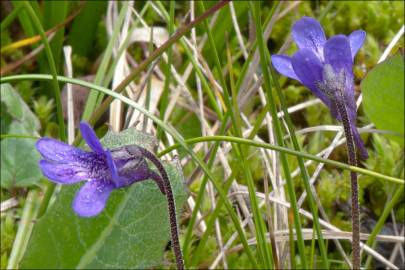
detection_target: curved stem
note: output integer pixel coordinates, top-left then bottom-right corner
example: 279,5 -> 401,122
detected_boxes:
148,170 -> 166,195
138,147 -> 184,270
157,136 -> 403,185
333,88 -> 360,269
1,74 -> 402,185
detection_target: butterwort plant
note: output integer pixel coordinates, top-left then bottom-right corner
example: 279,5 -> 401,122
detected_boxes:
271,17 -> 368,269
36,122 -> 184,269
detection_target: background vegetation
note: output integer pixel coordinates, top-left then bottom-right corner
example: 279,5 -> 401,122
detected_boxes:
1,1 -> 404,269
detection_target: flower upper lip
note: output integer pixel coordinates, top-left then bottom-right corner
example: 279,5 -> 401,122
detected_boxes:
271,16 -> 368,159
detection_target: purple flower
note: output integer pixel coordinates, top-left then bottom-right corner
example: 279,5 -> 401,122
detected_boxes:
36,122 -> 164,217
271,17 -> 368,159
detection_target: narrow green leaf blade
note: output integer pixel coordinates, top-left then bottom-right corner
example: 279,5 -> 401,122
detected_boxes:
43,0 -> 69,70
67,1 -> 107,57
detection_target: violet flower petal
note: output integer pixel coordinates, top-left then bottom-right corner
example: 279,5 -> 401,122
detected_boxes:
36,138 -> 87,163
114,158 -> 151,188
39,160 -> 90,184
105,149 -> 119,186
346,86 -> 368,159
324,35 -> 356,118
37,137 -> 110,183
292,16 -> 326,60
348,30 -> 366,60
352,125 -> 369,159
72,180 -> 114,217
324,36 -> 368,159
323,36 -> 354,93
323,35 -> 353,74
79,122 -> 105,154
291,48 -> 331,107
271,55 -> 301,81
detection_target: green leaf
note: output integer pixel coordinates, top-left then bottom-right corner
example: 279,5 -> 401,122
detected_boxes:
0,123 -> 42,189
100,127 -> 158,152
20,129 -> 187,269
361,54 -> 404,145
0,84 -> 41,134
0,101 -> 12,134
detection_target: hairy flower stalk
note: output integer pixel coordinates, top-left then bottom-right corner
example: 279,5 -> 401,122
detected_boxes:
138,148 -> 184,270
271,17 -> 368,269
317,65 -> 361,269
36,122 -> 183,269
